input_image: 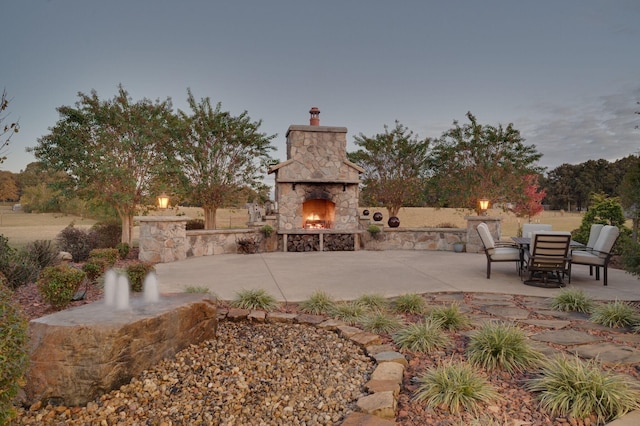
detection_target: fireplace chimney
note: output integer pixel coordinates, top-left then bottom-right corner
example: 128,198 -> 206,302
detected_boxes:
309,107 -> 320,126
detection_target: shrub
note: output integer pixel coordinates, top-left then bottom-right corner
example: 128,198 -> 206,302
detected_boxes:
527,355 -> 640,423
185,286 -> 212,294
393,318 -> 451,352
24,240 -> 59,271
231,288 -> 278,310
260,224 -> 274,237
125,261 -> 156,292
299,290 -> 336,314
56,225 -> 95,262
90,221 -> 122,249
89,248 -> 120,267
331,301 -> 368,325
392,293 -> 426,314
0,255 -> 40,289
621,239 -> 640,278
367,224 -> 381,238
355,293 -> 388,311
466,321 -> 542,373
550,288 -> 595,313
428,303 -> 471,331
0,283 -> 29,424
82,260 -> 108,282
413,361 -> 498,414
590,300 -> 640,328
116,242 -> 130,259
185,218 -> 205,230
359,311 -> 404,334
37,265 -> 86,309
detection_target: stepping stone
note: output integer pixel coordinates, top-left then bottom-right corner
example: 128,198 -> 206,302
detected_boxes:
536,309 -> 589,321
472,293 -> 514,302
480,305 -> 531,320
612,334 -> 640,345
518,319 -> 571,329
571,321 -> 629,333
531,329 -> 603,346
530,341 -> 563,358
571,343 -> 640,364
430,292 -> 465,302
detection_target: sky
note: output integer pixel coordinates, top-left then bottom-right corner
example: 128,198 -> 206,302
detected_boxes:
2,1 -> 640,183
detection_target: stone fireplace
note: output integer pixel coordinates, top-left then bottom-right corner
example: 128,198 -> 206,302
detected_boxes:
268,108 -> 363,250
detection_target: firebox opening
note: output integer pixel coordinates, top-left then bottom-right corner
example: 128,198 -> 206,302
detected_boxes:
302,199 -> 335,229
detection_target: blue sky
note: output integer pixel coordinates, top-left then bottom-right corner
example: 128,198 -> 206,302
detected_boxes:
2,1 -> 639,179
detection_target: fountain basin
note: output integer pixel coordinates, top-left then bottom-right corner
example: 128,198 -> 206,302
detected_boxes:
24,293 -> 217,407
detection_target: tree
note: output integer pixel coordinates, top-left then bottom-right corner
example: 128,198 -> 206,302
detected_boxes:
177,90 -> 276,229
619,156 -> 640,242
0,171 -> 18,201
572,193 -> 626,244
347,121 -> 431,217
511,174 -> 546,222
29,86 -> 180,244
429,112 -> 543,213
0,89 -> 19,164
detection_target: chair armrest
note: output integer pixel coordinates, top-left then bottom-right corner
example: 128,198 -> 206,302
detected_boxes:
495,242 -> 518,249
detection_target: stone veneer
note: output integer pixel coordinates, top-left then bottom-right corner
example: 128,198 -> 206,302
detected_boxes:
268,125 -> 363,231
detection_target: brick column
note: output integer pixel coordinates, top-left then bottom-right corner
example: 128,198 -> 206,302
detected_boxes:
136,216 -> 189,263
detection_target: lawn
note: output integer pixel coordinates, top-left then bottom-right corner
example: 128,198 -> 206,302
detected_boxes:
0,205 -> 589,248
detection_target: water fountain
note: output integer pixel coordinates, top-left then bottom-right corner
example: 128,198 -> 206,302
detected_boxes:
103,269 -> 161,310
143,271 -> 160,304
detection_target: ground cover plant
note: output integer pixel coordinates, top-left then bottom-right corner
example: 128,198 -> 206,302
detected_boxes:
393,318 -> 451,352
331,301 -> 368,325
527,355 -> 640,423
359,310 -> 404,334
427,302 -> 471,331
299,290 -> 336,314
550,287 -> 595,313
391,292 -> 426,314
590,300 -> 640,328
231,288 -> 278,310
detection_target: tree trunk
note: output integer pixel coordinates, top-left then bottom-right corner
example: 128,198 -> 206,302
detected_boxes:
121,214 -> 133,245
387,206 -> 400,217
204,206 -> 218,230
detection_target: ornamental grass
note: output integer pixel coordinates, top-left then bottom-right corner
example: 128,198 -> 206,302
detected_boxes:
298,290 -> 336,315
549,288 -> 595,313
393,318 -> 451,353
231,288 -> 278,311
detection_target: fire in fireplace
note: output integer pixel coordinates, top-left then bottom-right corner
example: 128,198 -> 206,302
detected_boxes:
303,199 -> 335,229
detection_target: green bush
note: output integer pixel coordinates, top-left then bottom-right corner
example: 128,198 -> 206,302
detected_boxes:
528,355 -> 640,423
116,242 -> 130,259
367,224 -> 381,238
590,300 -> 640,328
550,288 -> 595,313
0,283 -> 29,424
56,225 -> 95,262
125,261 -> 156,293
185,218 -> 205,230
427,303 -> 471,331
391,293 -> 426,314
393,318 -> 451,352
299,290 -> 336,314
90,221 -> 122,249
89,248 -> 120,267
413,361 -> 498,415
37,265 -> 86,309
571,194 -> 626,244
24,240 -> 59,271
260,224 -> 274,237
621,238 -> 640,278
82,260 -> 108,282
0,235 -> 39,289
466,321 -> 542,373
231,288 -> 278,310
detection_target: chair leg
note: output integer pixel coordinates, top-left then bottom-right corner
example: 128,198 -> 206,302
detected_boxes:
486,259 -> 491,279
603,266 -> 608,286
595,267 -> 600,281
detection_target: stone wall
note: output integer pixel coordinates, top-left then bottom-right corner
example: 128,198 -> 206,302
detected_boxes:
137,216 -> 188,263
359,228 -> 467,251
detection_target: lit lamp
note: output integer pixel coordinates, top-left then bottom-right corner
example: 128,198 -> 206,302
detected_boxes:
478,198 -> 490,215
157,192 -> 170,210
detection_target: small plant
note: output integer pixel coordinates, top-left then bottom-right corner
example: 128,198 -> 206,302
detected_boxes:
231,288 -> 278,310
527,355 -> 640,423
89,248 -> 120,267
116,242 -> 130,259
359,310 -> 405,334
413,361 -> 498,414
427,303 -> 471,331
367,224 -> 381,238
185,286 -> 213,295
236,235 -> 260,254
356,293 -> 388,311
393,318 -> 451,352
82,260 -> 108,282
590,300 -> 640,328
125,261 -> 156,292
24,239 -> 59,270
550,288 -> 595,313
0,283 -> 29,424
37,264 -> 86,309
466,321 -> 542,373
299,290 -> 336,314
260,224 -> 274,237
331,301 -> 368,325
392,293 -> 426,314
90,221 -> 122,249
185,218 -> 205,230
56,225 -> 95,262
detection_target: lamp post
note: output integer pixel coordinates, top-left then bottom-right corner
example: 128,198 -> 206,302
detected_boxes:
478,198 -> 490,216
157,192 -> 170,210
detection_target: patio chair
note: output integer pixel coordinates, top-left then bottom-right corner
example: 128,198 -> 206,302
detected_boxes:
523,232 -> 571,288
477,222 -> 521,279
571,225 -> 619,286
521,223 -> 552,238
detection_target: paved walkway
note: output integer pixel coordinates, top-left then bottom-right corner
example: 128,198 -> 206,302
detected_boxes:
155,250 -> 640,425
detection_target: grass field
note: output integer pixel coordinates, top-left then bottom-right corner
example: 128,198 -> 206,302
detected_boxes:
1,204 -> 591,248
